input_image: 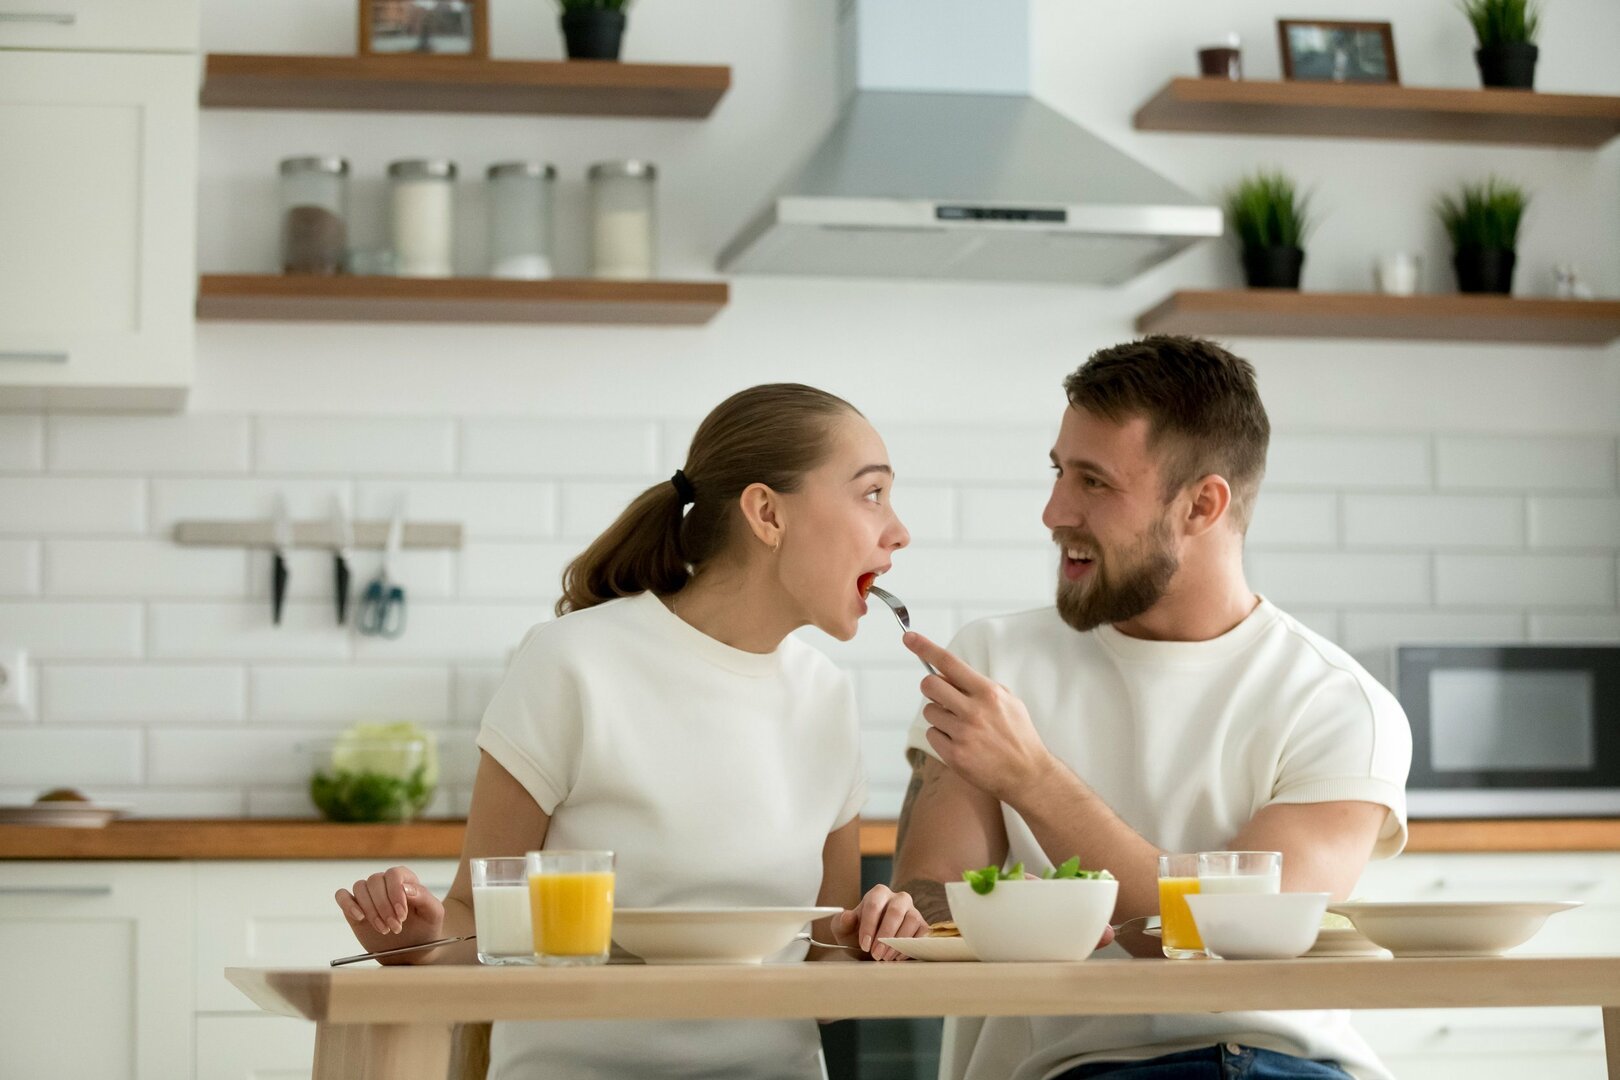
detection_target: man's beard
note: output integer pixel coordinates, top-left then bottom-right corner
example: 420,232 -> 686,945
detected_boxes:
1054,515 -> 1179,633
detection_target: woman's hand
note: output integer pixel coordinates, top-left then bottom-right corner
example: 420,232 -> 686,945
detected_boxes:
334,865 -> 446,964
828,883 -> 928,961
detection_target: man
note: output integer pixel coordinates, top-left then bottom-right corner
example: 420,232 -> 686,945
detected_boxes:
892,336 -> 1410,1080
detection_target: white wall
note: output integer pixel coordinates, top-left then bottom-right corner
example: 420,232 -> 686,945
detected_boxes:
2,0 -> 1618,819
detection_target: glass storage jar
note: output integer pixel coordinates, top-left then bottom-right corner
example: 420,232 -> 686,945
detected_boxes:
487,161 -> 556,279
588,160 -> 657,279
388,158 -> 457,277
279,156 -> 349,275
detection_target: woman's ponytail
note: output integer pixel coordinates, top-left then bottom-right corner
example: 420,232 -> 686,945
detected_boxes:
555,480 -> 689,616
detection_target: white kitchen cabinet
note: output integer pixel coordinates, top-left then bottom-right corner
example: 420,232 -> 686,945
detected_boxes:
0,48 -> 197,410
0,861 -> 195,1080
0,0 -> 197,52
196,1014 -> 316,1080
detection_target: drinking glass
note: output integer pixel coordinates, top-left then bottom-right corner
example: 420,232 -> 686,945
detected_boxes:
526,849 -> 615,967
1197,851 -> 1283,895
1157,853 -> 1205,959
470,857 -> 536,965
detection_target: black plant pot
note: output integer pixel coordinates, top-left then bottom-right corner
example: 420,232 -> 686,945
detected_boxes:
1241,246 -> 1305,290
1453,246 -> 1517,294
1475,43 -> 1538,89
561,10 -> 626,61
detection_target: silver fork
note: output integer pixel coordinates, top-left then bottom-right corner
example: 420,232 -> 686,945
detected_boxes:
866,584 -> 938,676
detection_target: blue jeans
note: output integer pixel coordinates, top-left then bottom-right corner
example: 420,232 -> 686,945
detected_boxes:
1054,1044 -> 1354,1079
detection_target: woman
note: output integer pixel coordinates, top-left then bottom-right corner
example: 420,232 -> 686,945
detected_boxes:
335,383 -> 928,1079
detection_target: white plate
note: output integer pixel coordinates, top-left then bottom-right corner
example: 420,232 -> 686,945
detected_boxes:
879,936 -> 978,962
0,803 -> 129,828
1328,900 -> 1581,957
611,906 -> 840,965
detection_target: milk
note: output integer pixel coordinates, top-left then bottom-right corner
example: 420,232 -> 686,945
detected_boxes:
472,884 -> 535,963
1198,872 -> 1281,895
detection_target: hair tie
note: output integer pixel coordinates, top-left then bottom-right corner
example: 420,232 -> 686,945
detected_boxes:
669,469 -> 696,506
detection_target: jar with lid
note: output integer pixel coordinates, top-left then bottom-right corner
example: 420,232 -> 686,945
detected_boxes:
279,157 -> 349,275
487,162 -> 556,280
588,161 -> 657,280
388,159 -> 457,277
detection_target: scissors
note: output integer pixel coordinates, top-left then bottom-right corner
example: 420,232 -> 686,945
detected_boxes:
357,504 -> 407,638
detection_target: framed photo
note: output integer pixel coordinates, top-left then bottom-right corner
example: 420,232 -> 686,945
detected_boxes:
1277,20 -> 1399,84
359,0 -> 489,58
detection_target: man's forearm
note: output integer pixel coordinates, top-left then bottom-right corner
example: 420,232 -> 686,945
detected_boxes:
893,877 -> 951,924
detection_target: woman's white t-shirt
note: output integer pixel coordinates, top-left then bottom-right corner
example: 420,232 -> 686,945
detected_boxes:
907,598 -> 1412,1080
476,590 -> 867,1080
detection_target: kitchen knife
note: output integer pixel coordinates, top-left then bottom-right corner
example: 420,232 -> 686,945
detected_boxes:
329,496 -> 354,625
270,493 -> 292,626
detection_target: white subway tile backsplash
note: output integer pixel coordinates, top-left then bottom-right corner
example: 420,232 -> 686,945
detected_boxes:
861,727 -> 914,790
352,603 -> 546,661
0,540 -> 40,596
892,486 -> 955,543
1341,611 -> 1525,652
858,665 -> 926,731
356,481 -> 557,539
1342,495 -> 1525,549
461,419 -> 658,478
1529,614 -> 1620,642
45,539 -> 248,598
1528,498 -> 1620,548
0,416 -> 43,471
66,787 -> 247,817
882,545 -> 1052,605
149,479 -> 352,534
0,603 -> 143,659
959,487 -> 1049,544
453,665 -> 508,726
1248,553 -> 1430,606
256,417 -> 456,475
43,665 -> 245,723
1285,609 -> 1340,642
1436,555 -> 1616,607
459,542 -> 577,600
149,602 -> 350,660
0,728 -> 143,786
147,727 -> 325,785
0,478 -> 145,535
1248,493 -> 1338,548
866,784 -> 905,821
1436,436 -> 1617,492
885,426 -> 1053,484
1267,435 -> 1430,490
48,415 -> 250,474
251,665 -> 452,724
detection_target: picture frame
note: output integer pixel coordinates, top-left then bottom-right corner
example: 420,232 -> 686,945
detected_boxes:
358,0 -> 489,58
1277,19 -> 1399,84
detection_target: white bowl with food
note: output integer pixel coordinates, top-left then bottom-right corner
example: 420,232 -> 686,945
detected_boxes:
1186,891 -> 1330,960
945,878 -> 1118,963
1327,900 -> 1581,957
611,906 -> 840,965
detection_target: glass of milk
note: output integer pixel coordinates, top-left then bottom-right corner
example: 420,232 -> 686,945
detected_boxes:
1196,850 -> 1283,895
471,857 -> 537,965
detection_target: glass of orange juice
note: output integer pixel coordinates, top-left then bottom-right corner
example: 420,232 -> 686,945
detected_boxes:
526,849 -> 615,967
1157,853 -> 1204,959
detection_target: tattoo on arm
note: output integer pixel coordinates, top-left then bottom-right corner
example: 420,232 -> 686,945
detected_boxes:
895,878 -> 952,924
894,749 -> 926,855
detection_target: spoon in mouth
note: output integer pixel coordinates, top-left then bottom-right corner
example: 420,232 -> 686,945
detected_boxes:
865,584 -> 938,677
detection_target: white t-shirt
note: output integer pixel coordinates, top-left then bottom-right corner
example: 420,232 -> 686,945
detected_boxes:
477,590 -> 867,1080
906,598 -> 1411,1080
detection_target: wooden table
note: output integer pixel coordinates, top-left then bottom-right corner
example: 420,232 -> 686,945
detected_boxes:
229,955 -> 1620,1079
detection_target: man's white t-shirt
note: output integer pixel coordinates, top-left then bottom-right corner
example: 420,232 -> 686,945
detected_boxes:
906,598 -> 1412,1080
477,590 -> 867,1080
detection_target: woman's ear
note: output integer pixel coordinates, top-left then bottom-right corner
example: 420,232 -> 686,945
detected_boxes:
738,482 -> 784,550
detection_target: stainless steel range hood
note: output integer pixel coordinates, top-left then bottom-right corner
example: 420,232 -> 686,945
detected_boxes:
719,0 -> 1223,285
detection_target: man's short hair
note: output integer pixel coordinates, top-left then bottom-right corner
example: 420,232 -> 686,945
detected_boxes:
1063,335 -> 1270,532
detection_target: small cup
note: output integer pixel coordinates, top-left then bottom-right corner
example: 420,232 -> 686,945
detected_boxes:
1156,853 -> 1205,959
470,857 -> 536,966
1198,46 -> 1242,80
1375,253 -> 1421,296
526,849 -> 615,967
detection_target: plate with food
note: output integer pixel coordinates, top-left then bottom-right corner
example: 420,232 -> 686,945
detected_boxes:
0,789 -> 128,828
612,906 -> 841,965
880,921 -> 978,962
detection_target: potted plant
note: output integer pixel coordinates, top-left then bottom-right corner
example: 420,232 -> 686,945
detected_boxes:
1437,177 -> 1530,294
1224,171 -> 1313,290
1460,0 -> 1541,89
557,0 -> 631,61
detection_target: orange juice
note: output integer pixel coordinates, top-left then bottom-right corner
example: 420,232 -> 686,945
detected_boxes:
528,871 -> 615,957
1158,876 -> 1204,955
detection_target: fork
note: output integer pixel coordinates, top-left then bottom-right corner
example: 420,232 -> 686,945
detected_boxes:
866,584 -> 938,676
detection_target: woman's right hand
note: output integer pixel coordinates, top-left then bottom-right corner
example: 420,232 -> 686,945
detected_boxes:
334,865 -> 446,962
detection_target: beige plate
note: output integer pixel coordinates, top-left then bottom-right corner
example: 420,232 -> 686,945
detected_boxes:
879,936 -> 978,962
0,804 -> 128,828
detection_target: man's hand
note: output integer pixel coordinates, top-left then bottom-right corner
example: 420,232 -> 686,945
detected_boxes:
904,631 -> 1060,805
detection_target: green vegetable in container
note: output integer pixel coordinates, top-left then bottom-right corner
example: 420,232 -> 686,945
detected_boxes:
963,857 -> 1114,895
309,722 -> 439,823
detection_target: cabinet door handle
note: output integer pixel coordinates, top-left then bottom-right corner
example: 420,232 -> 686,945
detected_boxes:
0,351 -> 69,363
0,12 -> 77,25
0,885 -> 113,897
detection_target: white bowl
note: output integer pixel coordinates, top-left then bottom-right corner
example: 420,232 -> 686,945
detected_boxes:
1185,892 -> 1329,959
611,906 -> 840,965
944,878 -> 1118,962
1327,900 -> 1581,957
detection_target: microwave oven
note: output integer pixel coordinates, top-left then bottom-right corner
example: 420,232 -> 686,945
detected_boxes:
1395,644 -> 1620,818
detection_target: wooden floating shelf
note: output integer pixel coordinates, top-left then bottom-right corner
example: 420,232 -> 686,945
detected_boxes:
196,274 -> 728,326
1133,77 -> 1620,147
201,53 -> 730,118
1136,290 -> 1620,345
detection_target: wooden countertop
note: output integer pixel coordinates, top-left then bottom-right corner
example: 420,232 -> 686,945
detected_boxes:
3,817 -> 1619,861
